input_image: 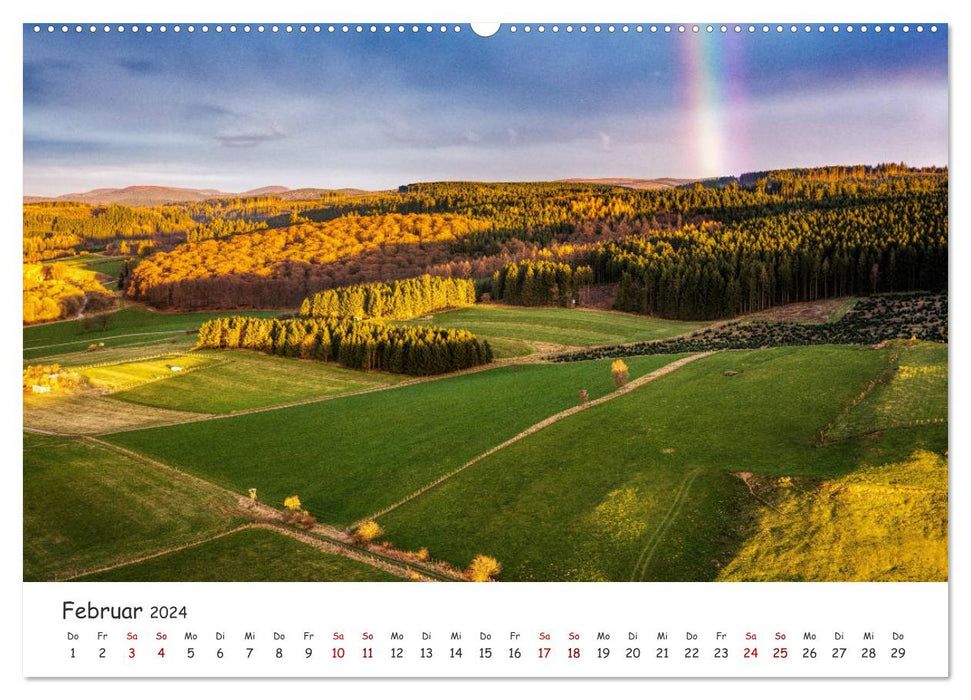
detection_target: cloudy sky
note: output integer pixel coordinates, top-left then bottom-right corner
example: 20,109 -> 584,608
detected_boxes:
23,24 -> 948,195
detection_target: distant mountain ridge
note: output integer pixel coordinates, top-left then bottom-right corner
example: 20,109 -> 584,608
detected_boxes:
24,177 -> 700,206
557,177 -> 699,190
23,185 -> 373,206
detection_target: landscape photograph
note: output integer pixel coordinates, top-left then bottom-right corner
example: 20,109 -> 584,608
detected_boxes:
23,23 -> 948,583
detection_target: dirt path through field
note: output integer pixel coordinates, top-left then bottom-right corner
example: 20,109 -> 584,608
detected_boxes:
629,468 -> 704,581
356,352 -> 716,527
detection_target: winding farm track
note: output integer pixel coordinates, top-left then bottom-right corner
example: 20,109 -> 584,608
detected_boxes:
356,352 -> 715,528
629,467 -> 704,581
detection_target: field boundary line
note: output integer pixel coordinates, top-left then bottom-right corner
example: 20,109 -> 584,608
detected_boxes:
629,468 -> 704,582
24,329 -> 183,352
69,350 -> 197,371
816,346 -> 903,445
60,525 -> 253,581
355,352 -> 715,528
97,358 -> 235,393
94,353 -> 540,435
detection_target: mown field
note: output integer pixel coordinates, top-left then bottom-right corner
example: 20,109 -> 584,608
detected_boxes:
79,527 -> 403,582
23,432 -> 244,581
104,354 -> 684,526
376,345 -> 948,581
406,305 -> 706,352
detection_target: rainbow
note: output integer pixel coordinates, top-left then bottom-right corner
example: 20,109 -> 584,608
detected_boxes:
681,31 -> 750,178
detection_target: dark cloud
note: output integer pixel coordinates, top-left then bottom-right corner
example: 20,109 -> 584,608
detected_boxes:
23,59 -> 70,105
115,58 -> 159,75
214,125 -> 285,148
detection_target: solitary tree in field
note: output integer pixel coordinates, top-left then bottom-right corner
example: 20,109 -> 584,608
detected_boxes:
611,359 -> 630,387
465,555 -> 502,582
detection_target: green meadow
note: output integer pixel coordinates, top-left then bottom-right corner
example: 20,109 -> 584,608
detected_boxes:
110,351 -> 404,413
405,305 -> 707,350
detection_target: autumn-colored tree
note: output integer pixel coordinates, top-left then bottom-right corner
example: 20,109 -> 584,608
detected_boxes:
353,520 -> 384,544
465,555 -> 502,582
283,495 -> 302,511
611,359 -> 630,387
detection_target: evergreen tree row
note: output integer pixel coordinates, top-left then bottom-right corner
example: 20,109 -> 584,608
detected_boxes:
491,260 -> 594,307
196,316 -> 493,375
299,275 -> 475,320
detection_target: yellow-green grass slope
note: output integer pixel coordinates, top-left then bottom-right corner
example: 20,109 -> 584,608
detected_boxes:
719,450 -> 947,581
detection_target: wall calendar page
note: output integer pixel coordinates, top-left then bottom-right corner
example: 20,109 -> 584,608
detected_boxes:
11,0 -> 960,695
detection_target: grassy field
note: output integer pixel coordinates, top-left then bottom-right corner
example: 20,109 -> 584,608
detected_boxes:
105,354 -> 684,526
79,527 -> 403,582
825,341 -> 947,441
404,305 -> 707,352
23,306 -> 287,361
23,432 -> 244,581
59,253 -> 128,279
376,345 -> 948,581
719,450 -> 948,581
111,351 -> 405,413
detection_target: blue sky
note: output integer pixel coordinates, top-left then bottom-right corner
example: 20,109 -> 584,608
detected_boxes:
23,24 -> 948,195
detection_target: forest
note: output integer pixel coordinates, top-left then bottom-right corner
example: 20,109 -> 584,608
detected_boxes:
23,263 -> 114,324
23,164 -> 948,322
595,185 -> 947,320
196,315 -> 493,375
126,213 -> 489,308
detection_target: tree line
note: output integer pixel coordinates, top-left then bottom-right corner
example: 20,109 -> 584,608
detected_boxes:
490,260 -> 594,307
300,275 -> 475,319
196,316 -> 493,375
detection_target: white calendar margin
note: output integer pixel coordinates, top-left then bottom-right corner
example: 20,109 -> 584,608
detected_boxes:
5,0 -> 963,696
23,582 -> 948,678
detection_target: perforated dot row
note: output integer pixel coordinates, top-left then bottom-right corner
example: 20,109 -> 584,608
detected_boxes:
30,24 -> 940,35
